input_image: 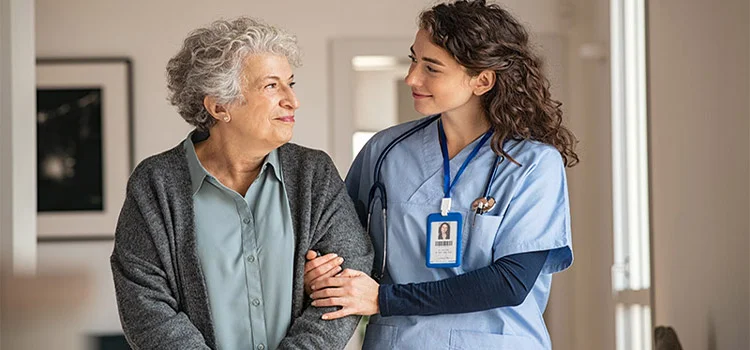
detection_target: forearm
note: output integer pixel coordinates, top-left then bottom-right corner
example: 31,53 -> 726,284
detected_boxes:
280,153 -> 373,349
111,249 -> 210,349
379,250 -> 549,316
277,311 -> 361,350
120,312 -> 211,350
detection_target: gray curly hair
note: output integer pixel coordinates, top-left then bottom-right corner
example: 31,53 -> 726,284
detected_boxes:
166,17 -> 301,131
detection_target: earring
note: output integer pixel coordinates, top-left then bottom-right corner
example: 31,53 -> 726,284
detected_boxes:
223,116 -> 230,122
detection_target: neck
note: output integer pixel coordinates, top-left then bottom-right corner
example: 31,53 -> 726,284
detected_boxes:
194,127 -> 271,195
441,108 -> 490,159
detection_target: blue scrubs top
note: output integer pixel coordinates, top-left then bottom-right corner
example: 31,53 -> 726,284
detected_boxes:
346,116 -> 573,350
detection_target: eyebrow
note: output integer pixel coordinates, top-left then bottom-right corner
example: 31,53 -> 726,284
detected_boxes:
410,46 -> 445,67
259,74 -> 295,82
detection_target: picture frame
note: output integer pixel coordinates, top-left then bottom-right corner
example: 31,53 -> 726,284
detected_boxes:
36,58 -> 134,241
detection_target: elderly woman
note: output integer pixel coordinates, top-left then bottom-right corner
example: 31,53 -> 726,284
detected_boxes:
110,17 -> 373,350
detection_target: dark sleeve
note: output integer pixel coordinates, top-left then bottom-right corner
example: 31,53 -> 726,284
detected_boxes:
277,150 -> 374,350
111,183 -> 211,349
379,250 -> 549,316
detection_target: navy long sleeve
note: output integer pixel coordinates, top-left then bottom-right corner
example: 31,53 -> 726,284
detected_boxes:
378,250 -> 549,316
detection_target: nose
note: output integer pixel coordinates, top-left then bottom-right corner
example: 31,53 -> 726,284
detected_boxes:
281,86 -> 300,110
404,64 -> 420,88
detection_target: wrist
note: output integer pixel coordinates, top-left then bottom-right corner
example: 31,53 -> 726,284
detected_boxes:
377,284 -> 390,316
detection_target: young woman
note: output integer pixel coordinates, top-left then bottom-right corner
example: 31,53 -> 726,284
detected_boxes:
303,1 -> 578,348
437,222 -> 451,240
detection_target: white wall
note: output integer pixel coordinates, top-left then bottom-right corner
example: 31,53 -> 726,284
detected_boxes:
1,0 -> 37,347
1,0 -> 36,276
649,0 -> 750,349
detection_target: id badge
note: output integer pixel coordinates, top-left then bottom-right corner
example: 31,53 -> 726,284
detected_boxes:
426,212 -> 462,268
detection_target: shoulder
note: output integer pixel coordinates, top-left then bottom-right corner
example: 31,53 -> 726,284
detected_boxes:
278,142 -> 331,162
505,139 -> 564,173
501,140 -> 567,195
278,143 -> 341,185
351,116 -> 438,169
127,144 -> 189,193
363,115 -> 437,154
278,142 -> 336,171
278,143 -> 348,204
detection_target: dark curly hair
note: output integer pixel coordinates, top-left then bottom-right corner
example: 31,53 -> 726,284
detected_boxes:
420,0 -> 579,167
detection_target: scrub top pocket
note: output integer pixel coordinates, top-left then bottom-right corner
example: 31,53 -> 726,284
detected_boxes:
362,323 -> 397,349
462,214 -> 503,271
449,329 -> 538,350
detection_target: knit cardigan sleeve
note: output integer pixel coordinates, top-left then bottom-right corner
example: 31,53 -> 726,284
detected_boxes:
278,145 -> 374,350
110,161 -> 212,350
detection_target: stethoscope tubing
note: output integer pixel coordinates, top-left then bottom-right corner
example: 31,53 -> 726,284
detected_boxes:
366,115 -> 502,281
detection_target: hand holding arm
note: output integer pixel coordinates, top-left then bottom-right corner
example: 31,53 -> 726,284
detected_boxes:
309,250 -> 549,318
309,269 -> 380,320
303,251 -> 344,295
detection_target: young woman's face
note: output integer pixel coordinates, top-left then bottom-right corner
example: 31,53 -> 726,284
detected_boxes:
440,224 -> 448,234
405,29 -> 479,116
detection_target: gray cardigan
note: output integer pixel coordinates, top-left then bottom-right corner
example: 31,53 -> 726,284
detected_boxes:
111,141 -> 374,349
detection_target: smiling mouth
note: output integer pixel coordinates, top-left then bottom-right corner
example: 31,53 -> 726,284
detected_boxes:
412,92 -> 432,99
275,116 -> 295,123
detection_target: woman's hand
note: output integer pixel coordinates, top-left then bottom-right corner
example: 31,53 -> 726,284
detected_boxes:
303,250 -> 344,295
310,269 -> 380,320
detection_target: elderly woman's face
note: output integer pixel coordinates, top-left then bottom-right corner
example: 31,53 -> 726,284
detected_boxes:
227,54 -> 299,148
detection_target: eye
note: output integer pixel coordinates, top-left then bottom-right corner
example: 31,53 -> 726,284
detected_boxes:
264,83 -> 277,89
408,54 -> 416,63
426,65 -> 438,73
289,82 -> 296,88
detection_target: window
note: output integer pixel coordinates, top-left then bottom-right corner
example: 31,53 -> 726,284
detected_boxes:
610,0 -> 651,349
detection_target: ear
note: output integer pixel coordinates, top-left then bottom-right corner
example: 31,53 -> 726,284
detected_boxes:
203,96 -> 231,122
472,69 -> 496,96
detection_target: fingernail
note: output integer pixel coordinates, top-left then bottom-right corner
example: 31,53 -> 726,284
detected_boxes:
322,315 -> 328,320
332,253 -> 338,257
336,266 -> 342,271
311,301 -> 318,306
338,257 -> 344,263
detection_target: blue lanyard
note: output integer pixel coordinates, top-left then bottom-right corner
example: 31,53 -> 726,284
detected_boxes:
437,120 -> 493,199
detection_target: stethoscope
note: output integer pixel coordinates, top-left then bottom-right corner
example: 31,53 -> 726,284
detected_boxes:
367,115 -> 504,281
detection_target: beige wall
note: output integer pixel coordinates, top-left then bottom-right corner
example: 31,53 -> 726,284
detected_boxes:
649,1 -> 750,349
354,69 -> 401,131
551,0 -> 615,349
396,79 -> 422,124
35,0 -> 562,162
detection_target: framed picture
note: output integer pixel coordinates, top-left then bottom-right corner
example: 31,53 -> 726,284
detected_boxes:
36,58 -> 133,241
